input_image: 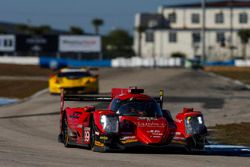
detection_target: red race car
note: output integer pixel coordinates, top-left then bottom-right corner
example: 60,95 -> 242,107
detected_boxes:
58,87 -> 207,152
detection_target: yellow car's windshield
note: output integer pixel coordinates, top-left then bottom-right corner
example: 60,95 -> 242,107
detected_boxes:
58,72 -> 91,78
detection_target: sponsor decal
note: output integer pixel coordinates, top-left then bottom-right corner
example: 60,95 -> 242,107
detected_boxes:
121,139 -> 138,144
146,130 -> 163,136
120,136 -> 136,140
95,140 -> 104,147
16,35 -> 58,52
84,127 -> 90,144
173,136 -> 185,140
137,117 -> 157,121
121,136 -> 138,144
150,136 -> 161,138
137,122 -> 165,128
70,112 -> 82,119
59,35 -> 101,52
100,136 -> 108,140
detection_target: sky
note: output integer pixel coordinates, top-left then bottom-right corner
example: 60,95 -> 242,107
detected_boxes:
0,0 -> 207,34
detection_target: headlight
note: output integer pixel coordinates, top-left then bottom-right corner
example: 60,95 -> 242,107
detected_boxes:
185,116 -> 204,135
100,115 -> 119,133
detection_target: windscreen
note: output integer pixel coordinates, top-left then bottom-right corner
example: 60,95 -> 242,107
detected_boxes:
111,99 -> 162,117
58,72 -> 91,78
185,116 -> 205,135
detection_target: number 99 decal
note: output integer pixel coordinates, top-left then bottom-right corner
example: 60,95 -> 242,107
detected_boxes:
84,127 -> 90,144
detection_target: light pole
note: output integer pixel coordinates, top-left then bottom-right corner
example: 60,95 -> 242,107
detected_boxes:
148,20 -> 157,68
201,0 -> 206,63
229,0 -> 234,59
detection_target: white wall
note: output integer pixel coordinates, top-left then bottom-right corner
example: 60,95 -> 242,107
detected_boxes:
136,30 -> 250,60
162,7 -> 250,29
0,56 -> 39,65
134,6 -> 250,60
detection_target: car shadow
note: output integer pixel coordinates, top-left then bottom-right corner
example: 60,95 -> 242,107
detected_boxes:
113,145 -> 250,157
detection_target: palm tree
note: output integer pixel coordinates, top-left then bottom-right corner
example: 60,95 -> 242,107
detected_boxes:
238,29 -> 250,59
91,18 -> 104,35
135,26 -> 147,57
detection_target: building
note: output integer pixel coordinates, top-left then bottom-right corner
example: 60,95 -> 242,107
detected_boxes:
134,0 -> 250,60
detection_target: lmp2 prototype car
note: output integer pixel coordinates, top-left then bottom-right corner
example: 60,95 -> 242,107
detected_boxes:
49,68 -> 99,94
58,87 -> 207,152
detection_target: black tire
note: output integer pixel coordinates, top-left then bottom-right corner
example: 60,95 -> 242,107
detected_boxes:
90,119 -> 96,150
62,116 -> 71,147
185,136 -> 205,153
90,119 -> 105,152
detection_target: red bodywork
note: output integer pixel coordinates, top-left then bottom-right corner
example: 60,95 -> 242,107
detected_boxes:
59,87 -> 207,151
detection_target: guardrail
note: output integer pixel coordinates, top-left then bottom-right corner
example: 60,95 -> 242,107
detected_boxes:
0,56 -> 39,65
40,56 -> 183,69
1,56 -> 250,68
39,57 -> 111,69
112,57 -> 183,68
235,60 -> 250,67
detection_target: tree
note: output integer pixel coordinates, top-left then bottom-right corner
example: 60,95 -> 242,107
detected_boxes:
135,26 -> 147,57
171,52 -> 186,58
15,23 -> 30,34
15,24 -> 53,35
30,25 -> 52,35
91,18 -> 104,35
238,29 -> 250,59
38,25 -> 52,34
69,26 -> 84,35
103,29 -> 134,59
0,25 -> 6,34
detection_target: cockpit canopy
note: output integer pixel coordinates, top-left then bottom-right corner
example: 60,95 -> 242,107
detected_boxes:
110,98 -> 162,117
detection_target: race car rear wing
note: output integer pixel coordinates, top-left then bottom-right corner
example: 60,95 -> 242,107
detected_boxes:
60,89 -> 164,112
63,94 -> 112,102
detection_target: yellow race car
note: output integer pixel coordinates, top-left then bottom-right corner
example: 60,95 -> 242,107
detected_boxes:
49,68 -> 99,94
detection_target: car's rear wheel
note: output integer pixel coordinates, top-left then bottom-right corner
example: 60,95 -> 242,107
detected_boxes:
90,120 -> 96,150
63,116 -> 71,147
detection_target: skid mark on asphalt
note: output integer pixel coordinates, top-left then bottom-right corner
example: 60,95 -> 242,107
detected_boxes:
166,96 -> 225,109
0,111 -> 60,119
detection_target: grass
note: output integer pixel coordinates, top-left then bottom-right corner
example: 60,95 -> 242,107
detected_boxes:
0,64 -> 52,76
204,66 -> 250,84
0,80 -> 48,99
205,66 -> 250,146
0,64 -> 52,99
209,123 -> 250,146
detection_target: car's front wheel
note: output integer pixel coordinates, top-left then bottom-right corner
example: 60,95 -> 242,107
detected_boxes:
90,120 -> 105,152
185,136 -> 206,152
